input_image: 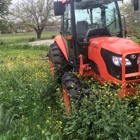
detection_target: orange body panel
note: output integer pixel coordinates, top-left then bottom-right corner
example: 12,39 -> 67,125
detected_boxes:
79,54 -> 106,84
88,37 -> 140,83
54,35 -> 69,61
85,37 -> 140,97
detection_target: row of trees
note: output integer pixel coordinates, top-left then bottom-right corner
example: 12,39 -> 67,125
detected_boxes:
0,0 -> 140,39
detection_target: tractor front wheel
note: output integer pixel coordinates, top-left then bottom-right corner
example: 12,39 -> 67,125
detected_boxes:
62,72 -> 83,115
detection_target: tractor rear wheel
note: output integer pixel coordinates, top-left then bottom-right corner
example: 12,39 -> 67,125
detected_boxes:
49,43 -> 70,82
62,72 -> 83,115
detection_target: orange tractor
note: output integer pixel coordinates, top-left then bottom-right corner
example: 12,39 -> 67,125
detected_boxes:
49,0 -> 140,113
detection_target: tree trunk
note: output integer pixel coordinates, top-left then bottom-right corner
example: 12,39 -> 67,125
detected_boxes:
34,27 -> 44,39
37,31 -> 41,39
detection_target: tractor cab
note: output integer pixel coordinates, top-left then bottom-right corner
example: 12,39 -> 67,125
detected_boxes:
74,0 -> 123,41
54,0 -> 123,66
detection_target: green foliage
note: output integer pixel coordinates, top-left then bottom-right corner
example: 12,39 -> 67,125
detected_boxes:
51,35 -> 56,39
0,44 -> 49,66
0,63 -> 62,139
130,37 -> 140,45
0,44 -> 63,139
0,39 -> 5,45
62,83 -> 140,139
120,2 -> 140,38
0,19 -> 15,34
28,37 -> 36,42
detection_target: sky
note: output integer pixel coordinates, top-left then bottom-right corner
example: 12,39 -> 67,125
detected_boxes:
11,0 -> 19,4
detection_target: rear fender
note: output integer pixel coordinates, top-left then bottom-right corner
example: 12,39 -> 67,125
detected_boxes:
54,36 -> 69,61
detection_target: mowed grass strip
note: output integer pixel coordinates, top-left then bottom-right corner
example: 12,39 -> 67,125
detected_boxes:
0,31 -> 59,44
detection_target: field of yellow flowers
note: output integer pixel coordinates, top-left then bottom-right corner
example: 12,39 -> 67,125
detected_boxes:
0,43 -> 140,140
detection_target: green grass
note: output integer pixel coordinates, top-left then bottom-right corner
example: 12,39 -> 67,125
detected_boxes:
0,31 -> 59,44
0,44 -> 49,64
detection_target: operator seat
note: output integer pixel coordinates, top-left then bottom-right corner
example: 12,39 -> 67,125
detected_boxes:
86,28 -> 111,41
76,21 -> 88,40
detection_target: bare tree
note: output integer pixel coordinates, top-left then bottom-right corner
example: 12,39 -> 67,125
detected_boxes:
12,0 -> 57,39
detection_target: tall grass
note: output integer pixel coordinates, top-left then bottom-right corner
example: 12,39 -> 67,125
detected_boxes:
0,44 -> 63,140
0,44 -> 49,64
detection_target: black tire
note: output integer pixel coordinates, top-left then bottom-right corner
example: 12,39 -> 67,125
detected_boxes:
62,72 -> 83,115
49,43 -> 70,82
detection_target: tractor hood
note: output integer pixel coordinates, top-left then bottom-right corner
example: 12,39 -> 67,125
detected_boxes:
89,37 -> 140,54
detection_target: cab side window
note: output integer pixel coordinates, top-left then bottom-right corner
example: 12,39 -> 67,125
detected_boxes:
62,3 -> 71,35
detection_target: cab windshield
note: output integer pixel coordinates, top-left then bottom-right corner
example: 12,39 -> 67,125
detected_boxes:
74,0 -> 122,40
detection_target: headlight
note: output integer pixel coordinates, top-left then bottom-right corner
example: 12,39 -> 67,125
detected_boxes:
112,56 -> 131,66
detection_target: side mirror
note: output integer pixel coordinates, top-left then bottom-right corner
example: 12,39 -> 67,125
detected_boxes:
133,0 -> 139,10
54,1 -> 63,16
125,30 -> 131,34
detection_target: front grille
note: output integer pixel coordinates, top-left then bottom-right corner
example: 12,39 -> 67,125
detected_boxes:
101,48 -> 139,81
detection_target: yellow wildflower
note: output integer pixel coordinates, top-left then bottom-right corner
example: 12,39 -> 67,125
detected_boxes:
42,130 -> 45,134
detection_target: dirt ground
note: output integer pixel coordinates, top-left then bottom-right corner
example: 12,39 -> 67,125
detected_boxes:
28,39 -> 54,45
